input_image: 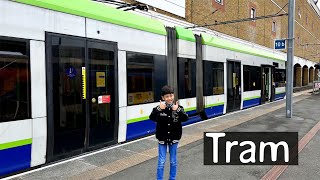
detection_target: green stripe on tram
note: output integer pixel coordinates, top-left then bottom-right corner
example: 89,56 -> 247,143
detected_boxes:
127,106 -> 197,124
205,102 -> 225,108
127,116 -> 149,124
14,0 -> 167,36
276,91 -> 286,94
175,26 -> 196,42
0,138 -> 32,151
244,96 -> 261,101
184,107 -> 196,112
201,33 -> 284,61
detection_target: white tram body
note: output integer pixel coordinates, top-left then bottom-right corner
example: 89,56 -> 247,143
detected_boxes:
0,0 -> 317,177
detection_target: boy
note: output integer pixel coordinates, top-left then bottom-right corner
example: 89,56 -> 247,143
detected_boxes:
149,85 -> 188,180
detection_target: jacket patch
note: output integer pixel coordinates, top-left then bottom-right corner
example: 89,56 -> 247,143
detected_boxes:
173,117 -> 179,122
160,113 -> 167,117
172,113 -> 179,122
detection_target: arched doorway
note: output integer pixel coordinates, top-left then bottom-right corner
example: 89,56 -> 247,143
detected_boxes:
309,67 -> 314,83
302,65 -> 308,86
293,63 -> 302,87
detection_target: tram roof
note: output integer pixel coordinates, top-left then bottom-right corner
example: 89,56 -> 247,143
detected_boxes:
202,33 -> 285,61
13,0 -> 167,36
175,27 -> 196,42
13,0 -> 284,61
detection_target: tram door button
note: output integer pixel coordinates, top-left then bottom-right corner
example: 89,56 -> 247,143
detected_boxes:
92,98 -> 97,103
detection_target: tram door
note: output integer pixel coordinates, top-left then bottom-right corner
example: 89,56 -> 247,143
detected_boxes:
227,61 -> 241,112
261,66 -> 275,104
46,34 -> 118,161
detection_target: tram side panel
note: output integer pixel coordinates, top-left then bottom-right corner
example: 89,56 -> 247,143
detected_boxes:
274,62 -> 286,100
237,53 -> 265,109
1,6 -> 84,178
86,18 -> 167,142
0,0 -> 291,178
0,120 -> 32,176
0,37 -> 47,177
237,52 -> 286,108
176,36 -> 201,125
30,41 -> 47,167
117,50 -> 127,143
201,39 -> 287,113
202,44 -> 232,118
0,0 -> 86,41
0,1 -> 87,175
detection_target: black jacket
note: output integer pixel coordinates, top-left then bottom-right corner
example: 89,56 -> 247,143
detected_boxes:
149,105 -> 188,144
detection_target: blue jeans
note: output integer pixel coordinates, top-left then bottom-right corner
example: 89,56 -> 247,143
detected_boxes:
157,143 -> 178,180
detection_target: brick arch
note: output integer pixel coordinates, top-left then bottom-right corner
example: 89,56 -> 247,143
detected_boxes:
309,66 -> 314,83
294,63 -> 302,87
302,65 -> 309,86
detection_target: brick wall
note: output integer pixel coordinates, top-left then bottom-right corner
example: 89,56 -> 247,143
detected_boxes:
126,0 -> 320,63
185,0 -> 320,63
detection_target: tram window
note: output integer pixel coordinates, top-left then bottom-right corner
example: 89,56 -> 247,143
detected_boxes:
178,58 -> 196,99
244,65 -> 261,91
275,69 -> 286,87
127,52 -> 167,105
203,61 -> 224,96
0,38 -> 31,122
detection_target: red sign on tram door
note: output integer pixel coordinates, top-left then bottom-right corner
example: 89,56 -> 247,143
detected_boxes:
98,95 -> 111,104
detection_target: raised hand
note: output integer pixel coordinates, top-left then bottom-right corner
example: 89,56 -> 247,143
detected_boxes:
172,101 -> 179,111
159,100 -> 166,110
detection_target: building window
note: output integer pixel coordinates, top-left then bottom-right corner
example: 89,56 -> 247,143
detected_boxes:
275,69 -> 286,87
127,52 -> 167,105
215,0 -> 223,5
0,37 -> 31,122
250,8 -> 256,20
178,58 -> 196,99
272,21 -> 276,32
243,65 -> 261,91
203,61 -> 224,96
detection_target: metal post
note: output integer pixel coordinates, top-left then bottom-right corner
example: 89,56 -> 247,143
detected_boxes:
286,0 -> 295,118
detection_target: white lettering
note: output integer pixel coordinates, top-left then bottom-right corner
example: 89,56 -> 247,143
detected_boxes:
206,133 -> 226,163
259,141 -> 289,162
226,141 -> 238,163
239,141 -> 256,163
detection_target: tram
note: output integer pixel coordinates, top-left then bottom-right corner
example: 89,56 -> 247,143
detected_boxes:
0,0 -> 317,177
